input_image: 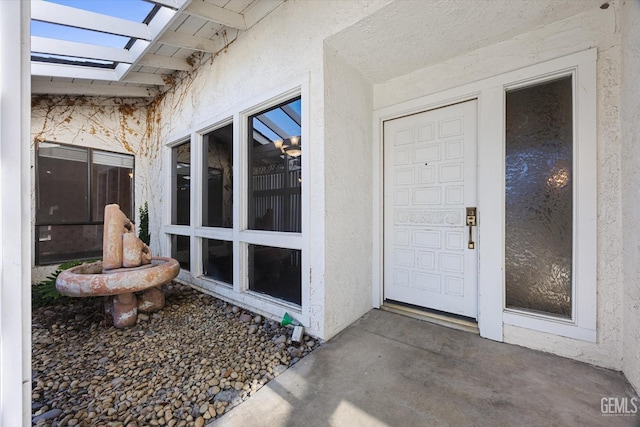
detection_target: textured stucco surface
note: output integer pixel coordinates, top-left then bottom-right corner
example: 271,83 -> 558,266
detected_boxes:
30,96 -> 160,281
328,0 -> 602,85
322,44 -> 374,338
620,0 -> 640,393
27,0 -> 639,379
366,3 -> 625,370
138,0 -> 390,339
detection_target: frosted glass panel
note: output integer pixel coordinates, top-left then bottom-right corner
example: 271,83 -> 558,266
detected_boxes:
505,77 -> 573,318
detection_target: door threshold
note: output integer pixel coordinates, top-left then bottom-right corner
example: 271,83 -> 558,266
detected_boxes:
380,301 -> 479,334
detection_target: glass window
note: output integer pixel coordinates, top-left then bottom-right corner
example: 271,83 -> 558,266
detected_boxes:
505,76 -> 573,318
92,150 -> 134,221
171,234 -> 190,271
248,98 -> 302,233
248,244 -> 301,305
203,239 -> 233,284
36,224 -> 103,265
35,142 -> 134,265
37,144 -> 89,224
172,141 -> 191,226
203,124 -> 233,228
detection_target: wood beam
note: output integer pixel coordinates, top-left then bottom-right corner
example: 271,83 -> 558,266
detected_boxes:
31,62 -> 119,81
158,32 -> 219,53
122,72 -> 168,86
185,1 -> 247,30
31,36 -> 132,63
31,80 -> 157,97
31,0 -> 151,40
137,54 -> 193,71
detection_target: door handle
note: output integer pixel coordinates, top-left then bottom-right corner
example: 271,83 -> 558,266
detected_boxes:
466,207 -> 477,249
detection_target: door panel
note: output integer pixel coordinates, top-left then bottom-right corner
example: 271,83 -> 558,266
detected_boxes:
383,100 -> 478,318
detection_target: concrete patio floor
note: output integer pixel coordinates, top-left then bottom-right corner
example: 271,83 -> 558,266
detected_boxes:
211,309 -> 639,427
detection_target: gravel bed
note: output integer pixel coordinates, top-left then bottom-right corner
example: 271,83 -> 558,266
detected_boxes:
32,283 -> 318,427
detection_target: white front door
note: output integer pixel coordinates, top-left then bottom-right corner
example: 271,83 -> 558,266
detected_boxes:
383,100 -> 478,318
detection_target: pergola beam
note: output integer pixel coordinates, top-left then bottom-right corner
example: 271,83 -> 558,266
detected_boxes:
137,53 -> 193,71
31,80 -> 158,97
185,1 -> 247,30
158,31 -> 219,53
31,36 -> 132,64
31,0 -> 151,40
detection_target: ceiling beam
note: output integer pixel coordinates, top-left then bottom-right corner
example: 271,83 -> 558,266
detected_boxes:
185,1 -> 247,30
158,31 -> 219,53
31,36 -> 133,64
116,3 -> 190,81
122,72 -> 168,86
31,0 -> 151,40
32,62 -> 168,86
137,54 -> 193,71
32,62 -> 119,81
31,80 -> 158,98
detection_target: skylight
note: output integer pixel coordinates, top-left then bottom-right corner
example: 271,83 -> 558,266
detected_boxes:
31,0 -> 157,68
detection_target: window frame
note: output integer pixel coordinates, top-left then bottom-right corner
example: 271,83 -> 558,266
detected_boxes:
34,141 -> 135,265
372,49 -> 597,342
164,76 -> 311,325
501,56 -> 597,341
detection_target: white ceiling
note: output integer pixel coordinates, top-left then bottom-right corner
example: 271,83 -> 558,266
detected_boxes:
31,0 -> 283,98
326,0 -> 606,84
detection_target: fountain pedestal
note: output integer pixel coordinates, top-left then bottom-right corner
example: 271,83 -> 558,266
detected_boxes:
56,204 -> 180,328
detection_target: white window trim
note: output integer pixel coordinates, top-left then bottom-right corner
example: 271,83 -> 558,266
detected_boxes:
372,49 -> 597,342
163,75 -> 311,327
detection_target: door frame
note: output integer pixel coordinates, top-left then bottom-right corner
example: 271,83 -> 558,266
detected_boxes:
382,100 -> 479,319
372,48 -> 597,343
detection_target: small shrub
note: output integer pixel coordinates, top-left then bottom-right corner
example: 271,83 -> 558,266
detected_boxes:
138,201 -> 150,246
32,260 -> 96,307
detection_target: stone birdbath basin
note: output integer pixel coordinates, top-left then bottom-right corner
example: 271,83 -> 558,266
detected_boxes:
56,204 -> 180,328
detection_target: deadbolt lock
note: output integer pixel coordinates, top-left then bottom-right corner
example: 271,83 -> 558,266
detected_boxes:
466,207 -> 477,227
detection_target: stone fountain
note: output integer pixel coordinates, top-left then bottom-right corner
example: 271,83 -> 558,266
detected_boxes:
56,204 -> 180,328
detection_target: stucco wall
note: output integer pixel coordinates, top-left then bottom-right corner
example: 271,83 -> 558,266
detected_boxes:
373,4 -> 624,369
620,0 -> 640,393
322,44 -> 374,338
147,0 -> 390,338
30,96 -> 158,282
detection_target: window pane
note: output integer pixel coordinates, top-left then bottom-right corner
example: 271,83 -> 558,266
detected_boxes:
505,76 -> 573,318
171,234 -> 190,270
36,224 -> 102,265
248,98 -> 302,232
37,144 -> 88,224
203,124 -> 233,228
248,244 -> 301,305
203,239 -> 233,284
92,150 -> 134,221
172,141 -> 191,225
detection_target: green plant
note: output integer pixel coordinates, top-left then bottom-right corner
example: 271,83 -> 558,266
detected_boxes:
32,260 -> 94,307
138,201 -> 150,246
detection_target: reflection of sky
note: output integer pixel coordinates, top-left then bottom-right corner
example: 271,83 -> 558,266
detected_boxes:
253,99 -> 301,142
32,0 -> 154,49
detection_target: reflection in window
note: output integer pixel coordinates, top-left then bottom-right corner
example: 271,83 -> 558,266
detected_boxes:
505,76 -> 573,318
248,98 -> 302,233
171,234 -> 190,271
203,239 -> 233,284
172,141 -> 191,226
203,124 -> 233,228
35,142 -> 133,265
249,244 -> 301,305
37,144 -> 89,224
92,150 -> 134,221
